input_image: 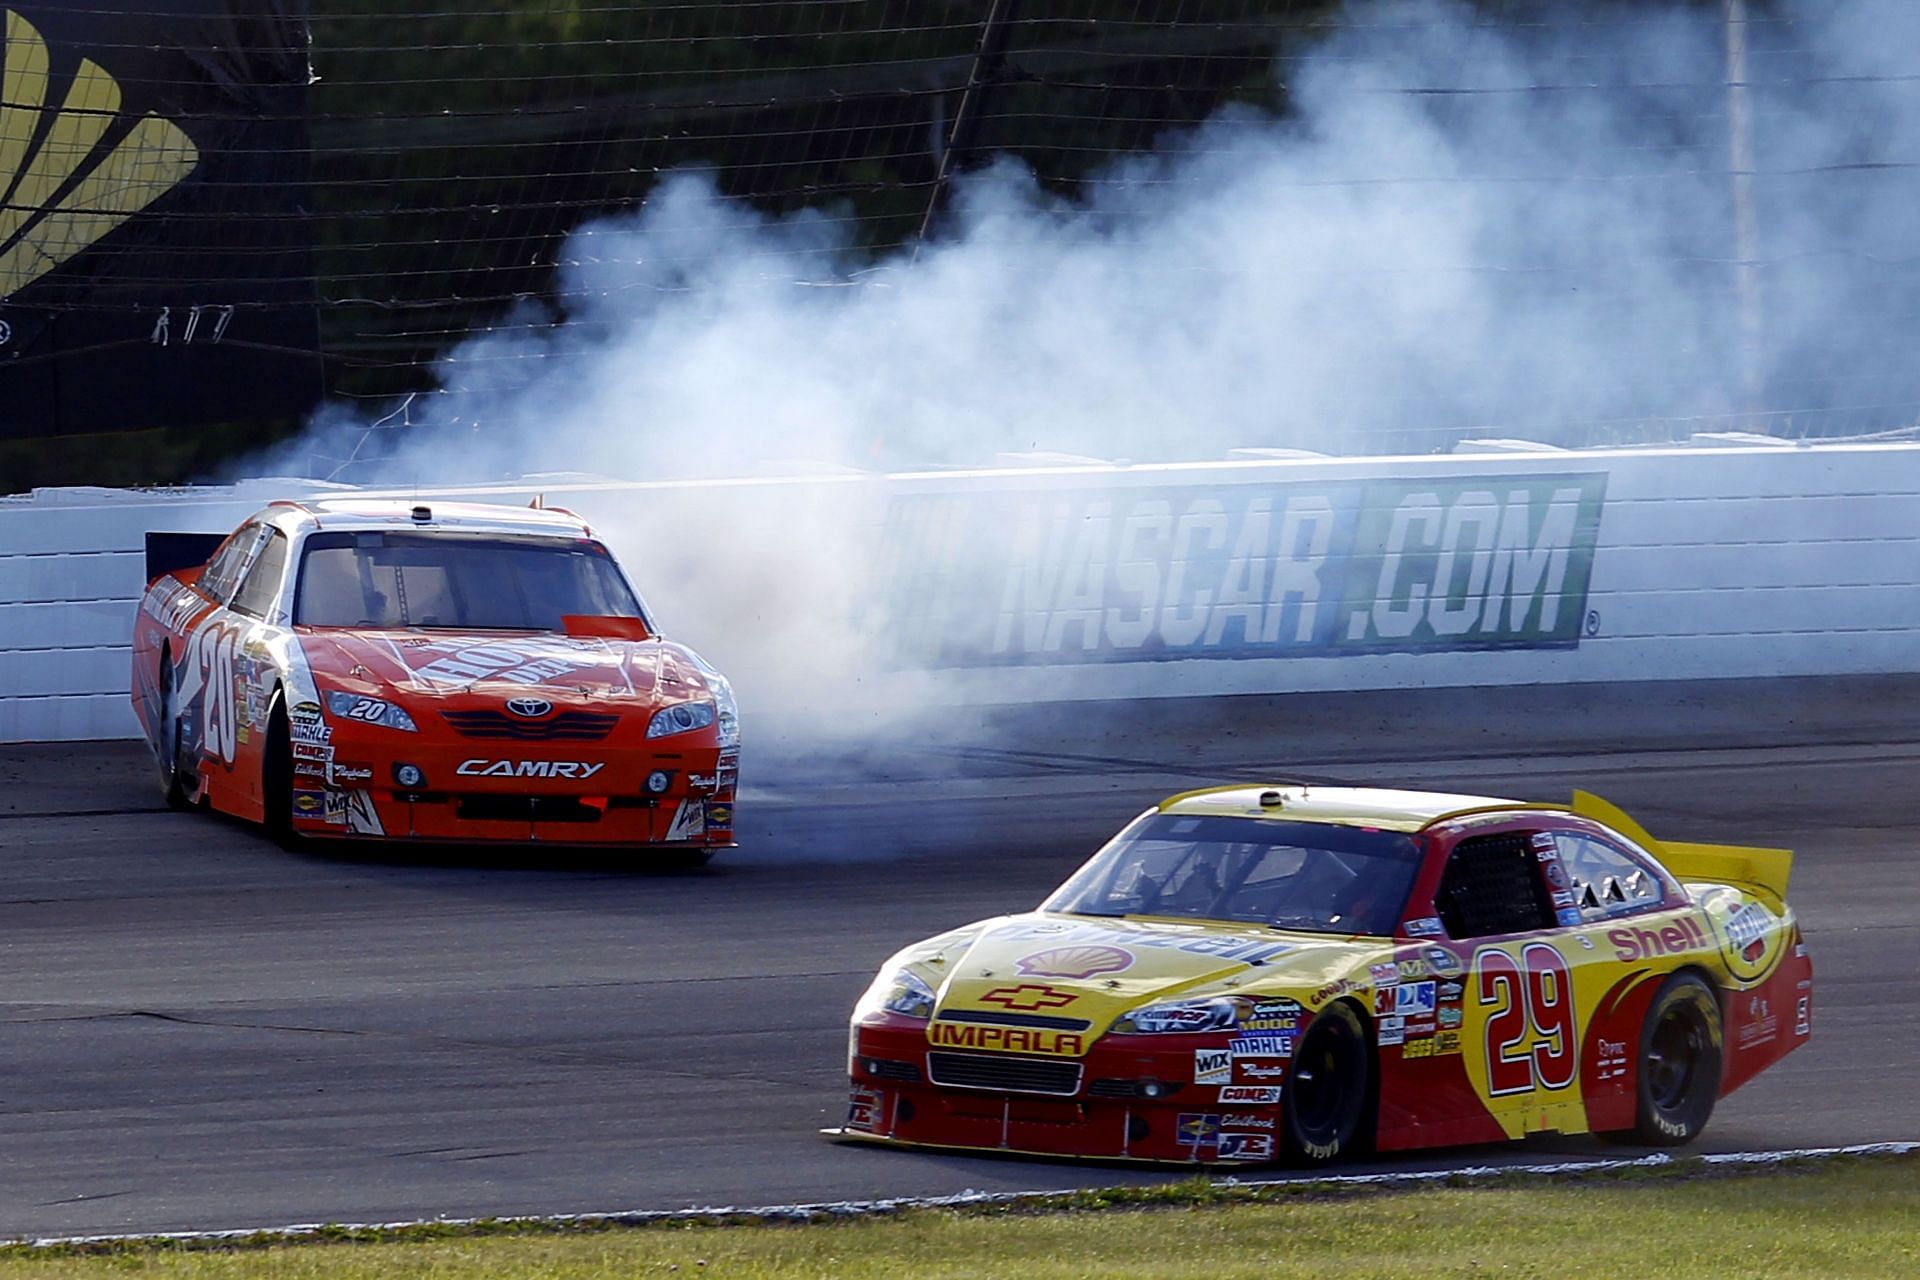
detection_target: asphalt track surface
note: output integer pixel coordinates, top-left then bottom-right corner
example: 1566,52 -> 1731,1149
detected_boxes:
2,677 -> 1916,1238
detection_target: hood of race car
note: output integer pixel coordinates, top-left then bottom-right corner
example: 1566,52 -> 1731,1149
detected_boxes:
918,913 -> 1390,1052
296,629 -> 716,704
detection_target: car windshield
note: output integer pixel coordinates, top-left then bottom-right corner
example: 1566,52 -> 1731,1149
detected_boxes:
1042,813 -> 1424,937
294,531 -> 644,630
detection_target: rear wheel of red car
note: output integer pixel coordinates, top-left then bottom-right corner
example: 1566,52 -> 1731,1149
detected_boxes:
154,650 -> 191,810
1281,1001 -> 1370,1164
1631,972 -> 1722,1146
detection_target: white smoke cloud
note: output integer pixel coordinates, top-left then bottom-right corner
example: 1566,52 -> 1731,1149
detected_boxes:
246,0 -> 1920,743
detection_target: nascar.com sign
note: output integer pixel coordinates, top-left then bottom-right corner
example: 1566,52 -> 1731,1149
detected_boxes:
881,473 -> 1606,666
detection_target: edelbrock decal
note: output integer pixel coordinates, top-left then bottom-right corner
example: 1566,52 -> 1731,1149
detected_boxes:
881,473 -> 1605,666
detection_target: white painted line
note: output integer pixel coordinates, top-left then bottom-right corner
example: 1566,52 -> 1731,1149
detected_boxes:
7,1141 -> 1913,1249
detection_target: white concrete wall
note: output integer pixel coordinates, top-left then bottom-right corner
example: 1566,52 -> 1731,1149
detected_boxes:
2,443 -> 1916,742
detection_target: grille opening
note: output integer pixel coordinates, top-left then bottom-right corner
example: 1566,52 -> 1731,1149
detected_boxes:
442,710 -> 620,741
861,1058 -> 921,1083
926,1052 -> 1082,1097
1436,831 -> 1557,938
456,795 -> 603,824
1088,1078 -> 1184,1099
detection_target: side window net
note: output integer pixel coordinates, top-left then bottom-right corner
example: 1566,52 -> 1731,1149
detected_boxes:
1435,832 -> 1556,939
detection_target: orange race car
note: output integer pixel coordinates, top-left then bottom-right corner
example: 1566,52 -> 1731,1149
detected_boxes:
835,786 -> 1810,1164
131,498 -> 738,860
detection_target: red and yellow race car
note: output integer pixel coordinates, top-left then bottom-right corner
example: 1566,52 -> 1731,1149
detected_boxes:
131,498 -> 738,859
836,786 -> 1810,1164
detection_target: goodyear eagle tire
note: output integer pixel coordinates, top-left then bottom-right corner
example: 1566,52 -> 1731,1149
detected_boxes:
1281,1001 -> 1370,1165
1632,972 -> 1722,1146
155,650 -> 192,810
262,698 -> 303,851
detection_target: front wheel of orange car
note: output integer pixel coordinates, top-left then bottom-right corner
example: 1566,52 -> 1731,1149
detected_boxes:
1282,1001 -> 1371,1164
1630,972 -> 1723,1146
154,650 -> 192,810
261,698 -> 302,851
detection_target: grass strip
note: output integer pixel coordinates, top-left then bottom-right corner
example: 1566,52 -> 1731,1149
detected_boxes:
0,1151 -> 1915,1278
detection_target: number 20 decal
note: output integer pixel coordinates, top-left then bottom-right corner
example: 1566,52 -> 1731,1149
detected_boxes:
1476,943 -> 1578,1096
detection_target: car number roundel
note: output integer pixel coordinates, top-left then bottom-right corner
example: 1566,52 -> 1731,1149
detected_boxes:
1463,942 -> 1579,1099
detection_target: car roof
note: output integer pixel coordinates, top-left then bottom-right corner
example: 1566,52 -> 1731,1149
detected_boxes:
1157,784 -> 1529,833
254,498 -> 593,540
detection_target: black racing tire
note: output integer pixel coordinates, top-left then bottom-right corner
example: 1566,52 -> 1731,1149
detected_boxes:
155,649 -> 192,810
1631,972 -> 1723,1146
261,696 -> 302,851
1281,1001 -> 1371,1165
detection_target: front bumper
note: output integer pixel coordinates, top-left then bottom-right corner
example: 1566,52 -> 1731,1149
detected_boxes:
288,727 -> 739,848
836,1016 -> 1288,1165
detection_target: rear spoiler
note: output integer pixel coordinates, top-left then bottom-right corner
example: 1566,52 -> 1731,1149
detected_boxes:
145,531 -> 226,585
1571,790 -> 1791,906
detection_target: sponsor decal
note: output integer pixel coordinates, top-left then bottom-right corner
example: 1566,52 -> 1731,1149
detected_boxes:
1311,977 -> 1363,1005
291,701 -> 322,720
1609,916 -> 1708,963
1234,1058 -> 1288,1081
847,1086 -> 882,1132
1220,1114 -> 1276,1130
1369,962 -> 1401,987
689,772 -> 721,790
294,759 -> 327,779
322,792 -> 350,825
1530,832 -> 1559,853
1217,1131 -> 1273,1160
289,720 -> 332,746
1402,1036 -> 1437,1060
292,742 -> 334,763
979,984 -> 1077,1011
1796,995 -> 1811,1037
705,801 -> 734,830
1176,1113 -> 1221,1150
1737,994 -> 1780,1049
1218,1085 -> 1281,1105
1438,1006 -> 1462,1029
455,759 -> 607,779
665,798 -> 706,841
397,635 -> 627,689
291,788 -> 324,817
1434,1030 -> 1461,1055
1405,916 -> 1443,937
881,474 -> 1607,666
337,697 -> 395,724
1194,1048 -> 1233,1086
1421,947 -> 1464,976
328,763 -> 374,785
1377,1016 -> 1405,1046
927,1022 -> 1084,1057
1596,1037 -> 1629,1083
1241,1009 -> 1303,1033
1717,900 -> 1777,980
1014,945 -> 1134,980
1228,1034 -> 1294,1057
1394,982 -> 1437,1018
1438,980 -> 1464,1002
1555,907 -> 1585,927
1550,890 -> 1576,908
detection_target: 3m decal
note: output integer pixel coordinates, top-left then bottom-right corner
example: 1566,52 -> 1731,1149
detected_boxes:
979,984 -> 1077,1011
1475,943 -> 1578,1096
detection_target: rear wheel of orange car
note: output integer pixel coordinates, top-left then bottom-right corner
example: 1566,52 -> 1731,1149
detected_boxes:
1632,972 -> 1723,1146
1282,1001 -> 1370,1165
155,650 -> 191,810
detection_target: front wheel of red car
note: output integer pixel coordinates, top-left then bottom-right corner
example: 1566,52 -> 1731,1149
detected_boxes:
1630,972 -> 1723,1146
1281,1001 -> 1371,1164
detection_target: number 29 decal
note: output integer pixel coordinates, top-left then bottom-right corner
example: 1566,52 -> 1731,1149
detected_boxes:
1476,943 -> 1578,1096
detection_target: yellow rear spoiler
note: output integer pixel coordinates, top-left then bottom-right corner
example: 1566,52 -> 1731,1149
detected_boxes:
1570,791 -> 1791,906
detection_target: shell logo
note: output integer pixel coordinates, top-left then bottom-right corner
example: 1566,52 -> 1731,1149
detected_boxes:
1014,944 -> 1133,980
0,10 -> 200,300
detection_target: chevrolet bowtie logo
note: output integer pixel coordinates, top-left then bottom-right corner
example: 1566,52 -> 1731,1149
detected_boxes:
0,10 -> 200,300
978,983 -> 1078,1011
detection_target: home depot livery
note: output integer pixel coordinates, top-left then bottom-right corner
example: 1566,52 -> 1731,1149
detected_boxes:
131,499 -> 739,857
835,786 -> 1810,1164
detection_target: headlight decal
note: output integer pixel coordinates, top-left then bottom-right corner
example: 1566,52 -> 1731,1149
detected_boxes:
323,690 -> 417,732
646,699 -> 716,738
